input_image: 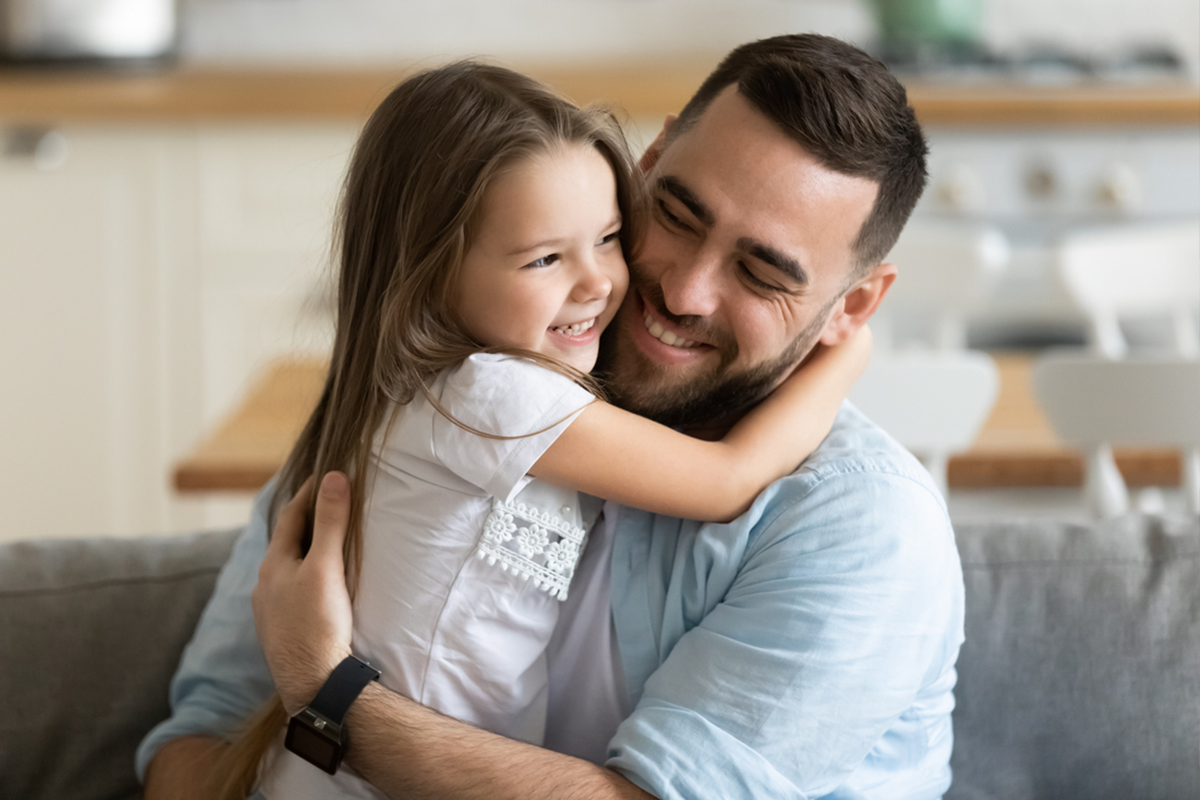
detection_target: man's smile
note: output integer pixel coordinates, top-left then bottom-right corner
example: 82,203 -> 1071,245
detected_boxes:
642,305 -> 700,349
627,290 -> 719,369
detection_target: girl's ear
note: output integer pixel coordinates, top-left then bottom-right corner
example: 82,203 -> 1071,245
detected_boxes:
819,263 -> 897,346
639,114 -> 678,173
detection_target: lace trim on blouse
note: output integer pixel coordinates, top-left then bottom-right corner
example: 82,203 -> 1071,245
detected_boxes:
476,498 -> 588,601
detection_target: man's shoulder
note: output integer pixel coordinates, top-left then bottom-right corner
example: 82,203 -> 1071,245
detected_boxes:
804,400 -> 938,489
744,401 -> 953,560
766,400 -> 943,507
614,400 -> 957,591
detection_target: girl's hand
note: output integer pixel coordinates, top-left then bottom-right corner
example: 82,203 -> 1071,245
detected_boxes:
798,323 -> 873,384
253,472 -> 356,715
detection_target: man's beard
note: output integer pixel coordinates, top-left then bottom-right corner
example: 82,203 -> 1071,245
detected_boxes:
595,268 -> 839,430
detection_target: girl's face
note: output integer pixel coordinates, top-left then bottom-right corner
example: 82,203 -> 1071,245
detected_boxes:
454,143 -> 629,374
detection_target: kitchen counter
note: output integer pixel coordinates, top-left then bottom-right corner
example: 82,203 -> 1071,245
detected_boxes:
1,64 -> 1197,125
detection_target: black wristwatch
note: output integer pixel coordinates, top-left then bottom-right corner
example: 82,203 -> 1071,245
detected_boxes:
285,655 -> 380,774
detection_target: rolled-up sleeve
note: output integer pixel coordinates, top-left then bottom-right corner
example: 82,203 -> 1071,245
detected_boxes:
135,482 -> 278,781
606,468 -> 962,799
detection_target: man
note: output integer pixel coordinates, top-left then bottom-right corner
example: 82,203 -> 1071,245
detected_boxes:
140,34 -> 964,799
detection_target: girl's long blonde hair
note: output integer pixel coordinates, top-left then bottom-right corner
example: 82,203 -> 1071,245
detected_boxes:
211,61 -> 643,798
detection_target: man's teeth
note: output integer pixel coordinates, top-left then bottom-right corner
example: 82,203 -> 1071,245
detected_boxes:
552,318 -> 596,337
644,313 -> 698,348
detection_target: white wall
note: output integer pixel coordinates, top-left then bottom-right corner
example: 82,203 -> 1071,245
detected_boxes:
178,0 -> 872,65
179,0 -> 1200,81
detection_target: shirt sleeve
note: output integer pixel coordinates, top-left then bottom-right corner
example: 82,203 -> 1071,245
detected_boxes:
135,480 -> 278,781
430,354 -> 595,502
605,470 -> 963,800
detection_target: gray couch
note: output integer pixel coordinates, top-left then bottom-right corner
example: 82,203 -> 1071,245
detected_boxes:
2,515 -> 1197,799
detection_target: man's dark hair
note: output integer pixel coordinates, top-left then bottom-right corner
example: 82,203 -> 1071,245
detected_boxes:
672,33 -> 929,276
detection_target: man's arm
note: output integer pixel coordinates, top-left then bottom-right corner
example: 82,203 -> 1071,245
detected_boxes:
348,685 -> 650,799
138,481 -> 280,795
255,472 -> 655,800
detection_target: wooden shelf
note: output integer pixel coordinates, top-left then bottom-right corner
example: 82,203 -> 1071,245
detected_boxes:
172,353 -> 1182,493
905,83 -> 1200,126
2,64 -> 1196,126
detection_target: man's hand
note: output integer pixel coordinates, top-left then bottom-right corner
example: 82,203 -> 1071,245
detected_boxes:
252,472 -> 355,714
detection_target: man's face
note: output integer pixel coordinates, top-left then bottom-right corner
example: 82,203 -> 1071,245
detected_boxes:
598,87 -> 881,429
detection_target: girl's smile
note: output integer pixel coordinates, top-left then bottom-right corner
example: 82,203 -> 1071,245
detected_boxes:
454,143 -> 629,374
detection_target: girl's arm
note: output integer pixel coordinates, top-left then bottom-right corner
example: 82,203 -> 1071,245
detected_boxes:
530,326 -> 871,522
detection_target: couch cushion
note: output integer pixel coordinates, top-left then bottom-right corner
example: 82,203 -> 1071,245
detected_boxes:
949,513 -> 1200,800
0,529 -> 240,800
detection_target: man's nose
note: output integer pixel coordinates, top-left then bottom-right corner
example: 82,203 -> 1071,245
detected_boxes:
659,245 -> 721,318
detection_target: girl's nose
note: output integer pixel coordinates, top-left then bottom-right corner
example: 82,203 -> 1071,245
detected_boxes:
572,257 -> 613,302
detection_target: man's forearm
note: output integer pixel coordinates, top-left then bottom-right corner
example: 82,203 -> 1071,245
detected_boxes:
143,735 -> 229,800
346,682 -> 654,800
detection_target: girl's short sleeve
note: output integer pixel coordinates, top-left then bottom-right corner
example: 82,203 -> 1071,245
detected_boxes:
430,354 -> 595,502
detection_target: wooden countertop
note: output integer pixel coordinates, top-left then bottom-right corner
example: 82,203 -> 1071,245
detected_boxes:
1,63 -> 1197,126
172,353 -> 1181,493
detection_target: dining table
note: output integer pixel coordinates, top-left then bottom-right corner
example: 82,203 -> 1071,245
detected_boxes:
172,352 -> 1181,493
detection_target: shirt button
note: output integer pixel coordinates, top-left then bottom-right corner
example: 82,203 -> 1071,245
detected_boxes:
560,505 -> 572,516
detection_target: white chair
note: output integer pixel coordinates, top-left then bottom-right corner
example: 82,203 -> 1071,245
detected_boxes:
1032,353 -> 1200,518
1056,221 -> 1200,358
877,220 -> 1010,351
849,351 -> 999,496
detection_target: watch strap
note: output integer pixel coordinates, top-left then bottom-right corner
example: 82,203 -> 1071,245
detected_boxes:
308,655 -> 380,726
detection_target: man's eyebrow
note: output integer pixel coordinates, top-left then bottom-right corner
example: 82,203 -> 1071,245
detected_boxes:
657,176 -> 715,228
738,237 -> 808,286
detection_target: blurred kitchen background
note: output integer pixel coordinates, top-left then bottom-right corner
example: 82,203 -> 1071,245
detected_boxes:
1,0 -> 1197,541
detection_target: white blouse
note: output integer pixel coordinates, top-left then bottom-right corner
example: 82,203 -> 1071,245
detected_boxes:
260,354 -> 599,799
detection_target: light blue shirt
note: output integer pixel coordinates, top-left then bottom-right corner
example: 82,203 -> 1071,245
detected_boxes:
138,403 -> 964,798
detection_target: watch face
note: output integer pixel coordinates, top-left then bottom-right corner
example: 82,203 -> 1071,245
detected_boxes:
286,714 -> 341,774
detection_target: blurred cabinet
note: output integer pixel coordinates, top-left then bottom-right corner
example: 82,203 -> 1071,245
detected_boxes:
0,127 -> 195,538
919,128 -> 1200,222
0,122 -> 355,539
910,125 -> 1200,344
194,126 -> 354,429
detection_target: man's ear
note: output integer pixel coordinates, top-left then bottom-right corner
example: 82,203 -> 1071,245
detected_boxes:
819,262 -> 897,346
639,114 -> 678,173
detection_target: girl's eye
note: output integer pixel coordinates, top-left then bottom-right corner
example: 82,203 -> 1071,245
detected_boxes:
524,253 -> 559,269
598,230 -> 620,246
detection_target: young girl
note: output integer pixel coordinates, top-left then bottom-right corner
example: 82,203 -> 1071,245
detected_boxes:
220,62 -> 869,798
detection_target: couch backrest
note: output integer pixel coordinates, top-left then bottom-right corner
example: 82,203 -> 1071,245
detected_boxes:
2,516 -> 1197,799
949,514 -> 1200,799
0,529 -> 240,800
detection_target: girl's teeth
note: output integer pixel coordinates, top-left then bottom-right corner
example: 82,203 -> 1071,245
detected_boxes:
643,313 -> 697,349
553,318 -> 595,336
